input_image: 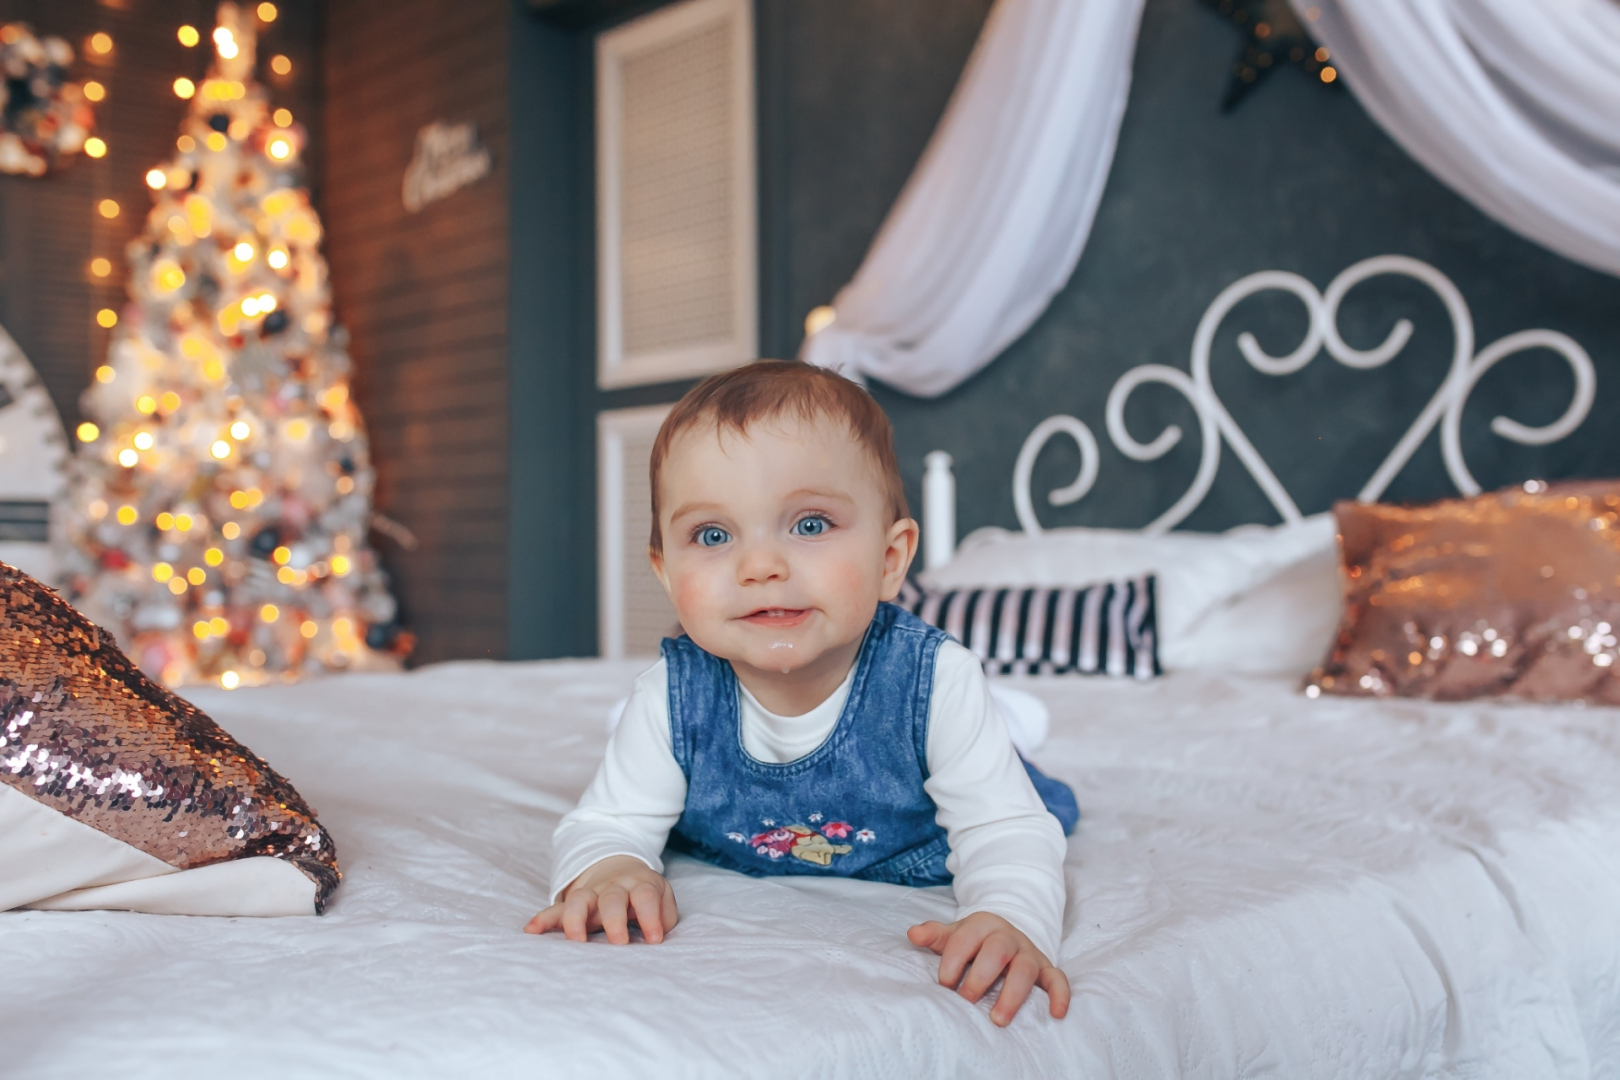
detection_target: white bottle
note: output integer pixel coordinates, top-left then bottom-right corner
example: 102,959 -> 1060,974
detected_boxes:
922,450 -> 956,570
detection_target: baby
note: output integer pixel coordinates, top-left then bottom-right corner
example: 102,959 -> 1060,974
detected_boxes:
527,360 -> 1073,1026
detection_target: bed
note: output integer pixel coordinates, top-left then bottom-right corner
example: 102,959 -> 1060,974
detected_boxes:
8,257 -> 1617,1077
5,658 -> 1619,1077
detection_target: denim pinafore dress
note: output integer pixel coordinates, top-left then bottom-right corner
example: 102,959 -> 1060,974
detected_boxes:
662,602 -> 1079,885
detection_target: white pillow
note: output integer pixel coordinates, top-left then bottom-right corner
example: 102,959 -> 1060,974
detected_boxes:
922,515 -> 1341,675
1163,538 -> 1342,675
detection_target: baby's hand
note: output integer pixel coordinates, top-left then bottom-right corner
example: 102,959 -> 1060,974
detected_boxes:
907,912 -> 1070,1026
524,855 -> 679,944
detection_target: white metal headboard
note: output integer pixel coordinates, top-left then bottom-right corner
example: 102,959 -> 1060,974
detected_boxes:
921,255 -> 1596,566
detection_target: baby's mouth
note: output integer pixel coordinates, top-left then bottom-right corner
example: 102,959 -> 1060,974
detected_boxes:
741,608 -> 811,628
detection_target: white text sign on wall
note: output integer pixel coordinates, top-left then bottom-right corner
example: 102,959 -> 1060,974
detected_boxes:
401,121 -> 492,213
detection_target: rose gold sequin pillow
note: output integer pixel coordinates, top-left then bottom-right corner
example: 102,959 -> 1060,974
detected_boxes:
1,561 -> 340,913
1307,482 -> 1620,703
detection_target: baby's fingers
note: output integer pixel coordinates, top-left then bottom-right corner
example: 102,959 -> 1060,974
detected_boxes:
957,935 -> 1015,1004
628,881 -> 667,943
936,923 -> 993,991
598,885 -> 632,945
561,888 -> 597,942
906,920 -> 951,955
661,881 -> 680,935
524,903 -> 565,935
989,955 -> 1041,1027
1038,965 -> 1071,1019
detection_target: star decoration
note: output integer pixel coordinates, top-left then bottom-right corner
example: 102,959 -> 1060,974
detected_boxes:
1201,0 -> 1343,111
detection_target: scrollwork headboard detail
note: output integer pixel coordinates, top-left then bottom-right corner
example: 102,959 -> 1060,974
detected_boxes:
1009,255 -> 1596,537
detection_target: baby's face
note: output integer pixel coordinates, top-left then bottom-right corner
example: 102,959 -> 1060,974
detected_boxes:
651,414 -> 915,683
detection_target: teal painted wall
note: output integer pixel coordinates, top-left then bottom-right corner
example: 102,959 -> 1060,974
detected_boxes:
507,9 -> 590,660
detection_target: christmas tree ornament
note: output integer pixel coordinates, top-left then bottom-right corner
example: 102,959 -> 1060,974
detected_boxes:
59,2 -> 408,690
0,323 -> 68,582
1201,0 -> 1342,111
0,22 -> 99,176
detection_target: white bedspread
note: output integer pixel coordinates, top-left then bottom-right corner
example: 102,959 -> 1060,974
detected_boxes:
5,659 -> 1619,1079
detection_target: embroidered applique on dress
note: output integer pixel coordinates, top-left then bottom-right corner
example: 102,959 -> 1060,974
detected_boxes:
730,819 -> 874,867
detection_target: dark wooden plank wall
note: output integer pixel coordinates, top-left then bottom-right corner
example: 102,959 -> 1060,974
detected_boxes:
322,0 -> 511,664
0,0 -> 320,433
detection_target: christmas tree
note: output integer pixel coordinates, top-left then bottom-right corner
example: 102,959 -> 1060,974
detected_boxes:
58,2 -> 407,690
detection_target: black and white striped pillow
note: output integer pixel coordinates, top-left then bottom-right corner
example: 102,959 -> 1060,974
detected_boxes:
896,577 -> 1160,679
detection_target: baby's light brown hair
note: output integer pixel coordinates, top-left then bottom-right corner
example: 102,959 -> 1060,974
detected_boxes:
648,360 -> 910,554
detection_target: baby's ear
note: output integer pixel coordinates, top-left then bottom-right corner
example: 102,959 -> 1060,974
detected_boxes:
648,545 -> 671,594
880,517 -> 920,595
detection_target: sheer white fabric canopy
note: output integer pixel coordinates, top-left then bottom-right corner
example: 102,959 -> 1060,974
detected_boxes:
802,0 -> 1620,399
1297,0 -> 1620,278
799,0 -> 1147,398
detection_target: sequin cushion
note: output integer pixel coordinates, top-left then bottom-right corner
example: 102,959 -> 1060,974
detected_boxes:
1307,481 -> 1620,703
0,561 -> 340,912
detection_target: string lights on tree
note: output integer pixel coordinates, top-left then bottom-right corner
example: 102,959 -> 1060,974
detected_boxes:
60,2 -> 409,689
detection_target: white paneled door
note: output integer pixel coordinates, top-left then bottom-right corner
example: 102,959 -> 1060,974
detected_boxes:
597,404 -> 679,659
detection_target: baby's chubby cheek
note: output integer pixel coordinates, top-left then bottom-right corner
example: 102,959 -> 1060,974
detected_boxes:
670,569 -> 727,633
806,557 -> 881,630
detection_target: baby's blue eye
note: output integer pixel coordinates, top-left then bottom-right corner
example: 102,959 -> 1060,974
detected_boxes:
792,516 -> 829,537
696,526 -> 731,547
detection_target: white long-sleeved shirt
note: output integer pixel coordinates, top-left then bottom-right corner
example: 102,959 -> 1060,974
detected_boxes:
550,640 -> 1069,960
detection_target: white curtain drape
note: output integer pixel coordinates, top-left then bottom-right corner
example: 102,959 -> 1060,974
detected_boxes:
799,0 -> 1147,399
1296,0 -> 1620,278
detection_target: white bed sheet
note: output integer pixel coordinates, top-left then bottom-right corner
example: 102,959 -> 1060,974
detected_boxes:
5,659 -> 1619,1079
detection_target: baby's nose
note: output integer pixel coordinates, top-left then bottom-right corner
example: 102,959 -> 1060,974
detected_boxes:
735,539 -> 790,583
